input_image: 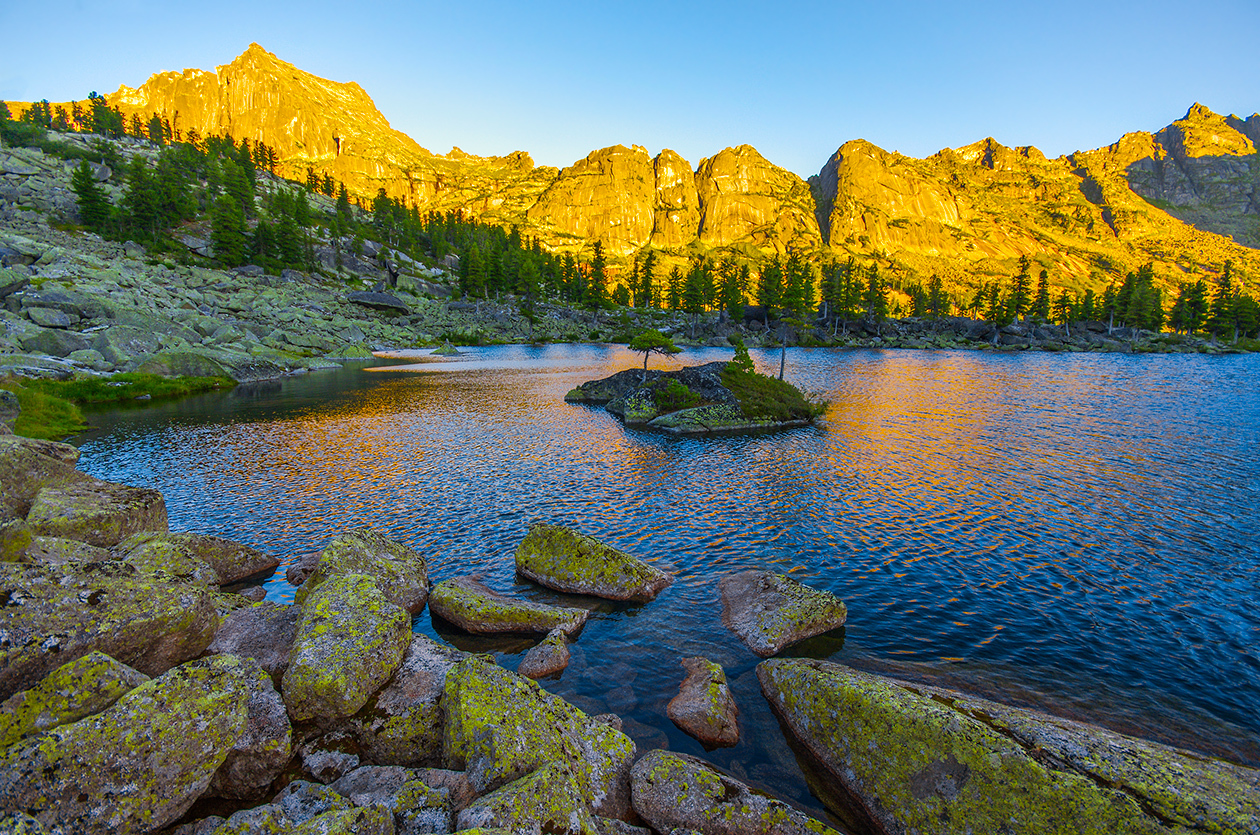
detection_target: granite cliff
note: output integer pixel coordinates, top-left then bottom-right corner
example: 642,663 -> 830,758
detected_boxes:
11,45 -> 1260,291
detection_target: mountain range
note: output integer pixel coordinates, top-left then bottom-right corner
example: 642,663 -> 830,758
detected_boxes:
20,44 -> 1260,292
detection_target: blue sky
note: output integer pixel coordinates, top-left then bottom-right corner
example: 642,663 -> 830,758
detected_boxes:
2,0 -> 1257,176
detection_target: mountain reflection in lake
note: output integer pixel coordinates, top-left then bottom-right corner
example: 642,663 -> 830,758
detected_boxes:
74,345 -> 1260,821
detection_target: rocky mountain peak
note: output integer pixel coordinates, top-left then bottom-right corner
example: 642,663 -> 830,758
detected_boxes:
1157,103 -> 1255,159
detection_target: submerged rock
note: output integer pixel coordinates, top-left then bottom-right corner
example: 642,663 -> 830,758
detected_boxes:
666,657 -> 739,748
282,574 -> 412,723
515,523 -> 672,602
429,576 -> 589,636
295,527 -> 429,615
0,655 -> 255,835
0,561 -> 218,701
518,628 -> 571,679
719,569 -> 847,657
758,659 -> 1260,835
0,650 -> 149,748
443,655 -> 636,818
629,750 -> 839,835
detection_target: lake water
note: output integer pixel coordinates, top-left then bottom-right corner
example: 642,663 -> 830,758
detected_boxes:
72,345 -> 1260,823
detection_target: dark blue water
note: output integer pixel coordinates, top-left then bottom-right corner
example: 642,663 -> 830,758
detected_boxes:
73,345 -> 1260,820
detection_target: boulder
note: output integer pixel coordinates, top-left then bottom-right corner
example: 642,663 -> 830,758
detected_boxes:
0,651 -> 149,748
121,537 -> 220,586
514,524 -> 672,602
347,291 -> 409,314
629,750 -> 839,835
0,389 -> 19,430
758,659 -> 1260,835
0,435 -> 83,518
0,561 -> 218,701
443,655 -> 636,817
26,478 -> 167,548
19,327 -> 93,361
281,574 -> 412,723
117,531 -> 280,585
456,764 -> 597,835
24,307 -> 72,329
21,535 -> 111,566
648,403 -> 806,434
429,576 -> 589,636
0,434 -> 80,466
207,658 -> 293,799
0,655 -> 255,835
719,570 -> 847,657
204,601 -> 300,685
344,634 -> 466,766
331,766 -> 452,834
296,528 -> 428,615
666,657 -> 739,748
518,628 -> 570,679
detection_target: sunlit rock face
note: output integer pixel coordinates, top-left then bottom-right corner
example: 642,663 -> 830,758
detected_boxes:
526,145 -> 657,257
651,149 -> 701,249
695,145 -> 822,251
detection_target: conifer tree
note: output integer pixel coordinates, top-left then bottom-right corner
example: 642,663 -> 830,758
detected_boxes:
1032,269 -> 1051,320
1008,257 -> 1032,321
211,195 -> 248,267
71,160 -> 111,233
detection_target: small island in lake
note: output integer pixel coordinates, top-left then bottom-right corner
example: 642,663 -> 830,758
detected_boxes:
566,335 -> 822,434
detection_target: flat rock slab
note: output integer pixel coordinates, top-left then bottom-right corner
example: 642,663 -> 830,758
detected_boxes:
630,749 -> 840,835
758,659 -> 1260,835
347,291 -> 409,314
666,657 -> 739,748
0,561 -> 218,701
515,523 -> 672,602
429,576 -> 589,636
296,527 -> 428,615
719,569 -> 846,657
26,478 -> 167,548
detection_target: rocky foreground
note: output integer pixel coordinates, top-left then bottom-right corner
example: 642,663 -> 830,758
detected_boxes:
1,415 -> 1258,834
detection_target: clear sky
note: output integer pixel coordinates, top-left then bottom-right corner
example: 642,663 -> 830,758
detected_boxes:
2,0 -> 1257,176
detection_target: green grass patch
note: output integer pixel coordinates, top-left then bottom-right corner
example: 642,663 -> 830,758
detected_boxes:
719,365 -> 824,422
1,377 -> 86,439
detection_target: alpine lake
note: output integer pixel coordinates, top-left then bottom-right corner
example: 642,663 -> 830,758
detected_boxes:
70,344 -> 1260,823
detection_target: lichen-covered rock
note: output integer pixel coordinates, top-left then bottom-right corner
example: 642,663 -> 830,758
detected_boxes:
0,655 -> 255,835
456,764 -> 597,835
719,570 -> 846,657
344,635 -> 466,766
296,528 -> 428,615
429,576 -> 589,636
758,659 -> 1260,835
0,435 -> 82,518
413,767 -> 476,813
0,519 -> 33,563
0,650 -> 149,748
648,404 -> 807,434
443,655 -> 636,818
282,574 -> 412,723
0,561 -> 218,701
20,535 -> 111,565
666,657 -> 739,748
208,658 -> 293,799
292,805 -> 395,834
629,750 -> 839,835
515,524 -> 672,603
518,628 -> 570,679
117,532 -> 280,585
26,478 -> 167,548
205,601 -> 300,685
0,812 -> 47,834
331,766 -> 452,835
275,779 -> 353,823
121,536 -> 220,586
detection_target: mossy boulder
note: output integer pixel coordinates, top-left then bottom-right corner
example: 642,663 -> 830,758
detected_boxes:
758,659 -> 1260,835
26,478 -> 167,548
295,528 -> 428,615
0,812 -> 46,833
204,601 -> 300,685
442,655 -> 636,818
281,574 -> 412,723
0,435 -> 82,519
331,765 -> 453,834
518,628 -> 570,679
629,750 -> 839,835
0,520 -> 34,563
665,657 -> 739,748
719,569 -> 846,657
117,532 -> 280,585
206,657 -> 293,800
456,763 -> 597,834
0,655 -> 256,835
0,651 -> 149,748
429,576 -> 589,636
20,535 -> 111,566
344,635 -> 467,766
0,561 -> 219,701
121,537 -> 220,586
515,523 -> 672,603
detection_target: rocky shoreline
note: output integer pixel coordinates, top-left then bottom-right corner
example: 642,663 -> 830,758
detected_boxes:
1,416 -> 1258,834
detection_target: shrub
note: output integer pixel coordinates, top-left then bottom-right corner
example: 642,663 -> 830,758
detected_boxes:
653,379 -> 700,412
719,365 -> 823,422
